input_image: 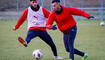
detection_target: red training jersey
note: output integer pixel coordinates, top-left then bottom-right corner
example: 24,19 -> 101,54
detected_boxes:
15,7 -> 50,31
46,5 -> 91,33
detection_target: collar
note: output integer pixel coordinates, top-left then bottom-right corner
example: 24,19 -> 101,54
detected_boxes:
30,5 -> 40,11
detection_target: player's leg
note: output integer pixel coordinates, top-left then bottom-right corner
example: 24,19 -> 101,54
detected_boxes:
18,30 -> 37,47
38,31 -> 63,59
25,30 -> 37,44
63,33 -> 70,52
64,33 -> 74,60
68,26 -> 87,60
64,26 -> 87,60
72,48 -> 88,60
38,31 -> 57,56
63,26 -> 78,60
63,33 -> 84,56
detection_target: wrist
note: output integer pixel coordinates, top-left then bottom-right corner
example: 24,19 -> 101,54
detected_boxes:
46,25 -> 52,29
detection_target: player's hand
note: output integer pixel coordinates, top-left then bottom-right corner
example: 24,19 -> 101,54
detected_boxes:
88,16 -> 94,19
51,25 -> 57,30
12,27 -> 17,31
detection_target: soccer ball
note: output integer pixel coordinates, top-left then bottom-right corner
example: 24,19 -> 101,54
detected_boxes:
100,22 -> 105,26
32,49 -> 43,60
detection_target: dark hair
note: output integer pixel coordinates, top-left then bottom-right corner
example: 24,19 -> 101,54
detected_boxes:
30,0 -> 36,1
52,0 -> 60,3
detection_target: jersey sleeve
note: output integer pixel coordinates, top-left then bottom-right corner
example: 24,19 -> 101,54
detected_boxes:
15,9 -> 28,29
42,8 -> 50,18
69,7 -> 90,18
46,11 -> 55,29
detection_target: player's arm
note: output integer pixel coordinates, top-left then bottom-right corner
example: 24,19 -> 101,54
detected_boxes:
43,9 -> 57,30
42,8 -> 50,18
13,9 -> 28,30
46,12 -> 55,30
69,7 -> 94,19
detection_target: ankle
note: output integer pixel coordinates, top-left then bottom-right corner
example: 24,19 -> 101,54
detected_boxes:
84,53 -> 88,57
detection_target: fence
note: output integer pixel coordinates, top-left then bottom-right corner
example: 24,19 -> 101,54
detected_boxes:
0,0 -> 105,20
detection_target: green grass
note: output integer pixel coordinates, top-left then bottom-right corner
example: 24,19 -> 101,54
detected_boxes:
0,20 -> 105,60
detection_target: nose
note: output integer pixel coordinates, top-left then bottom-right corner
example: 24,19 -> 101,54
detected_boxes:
33,2 -> 37,6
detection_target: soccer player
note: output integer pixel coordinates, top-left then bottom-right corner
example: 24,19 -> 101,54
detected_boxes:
46,0 -> 94,60
12,0 -> 63,59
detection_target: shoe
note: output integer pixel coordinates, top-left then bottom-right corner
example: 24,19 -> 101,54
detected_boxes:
54,56 -> 64,60
18,37 -> 28,47
82,53 -> 88,60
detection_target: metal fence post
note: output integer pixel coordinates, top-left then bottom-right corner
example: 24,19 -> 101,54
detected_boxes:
41,0 -> 45,8
60,0 -> 63,5
17,0 -> 19,20
100,0 -> 104,21
50,0 -> 52,11
67,0 -> 72,7
81,0 -> 84,8
64,0 -> 66,6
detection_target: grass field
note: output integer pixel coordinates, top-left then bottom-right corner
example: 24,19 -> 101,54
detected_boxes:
0,20 -> 105,60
